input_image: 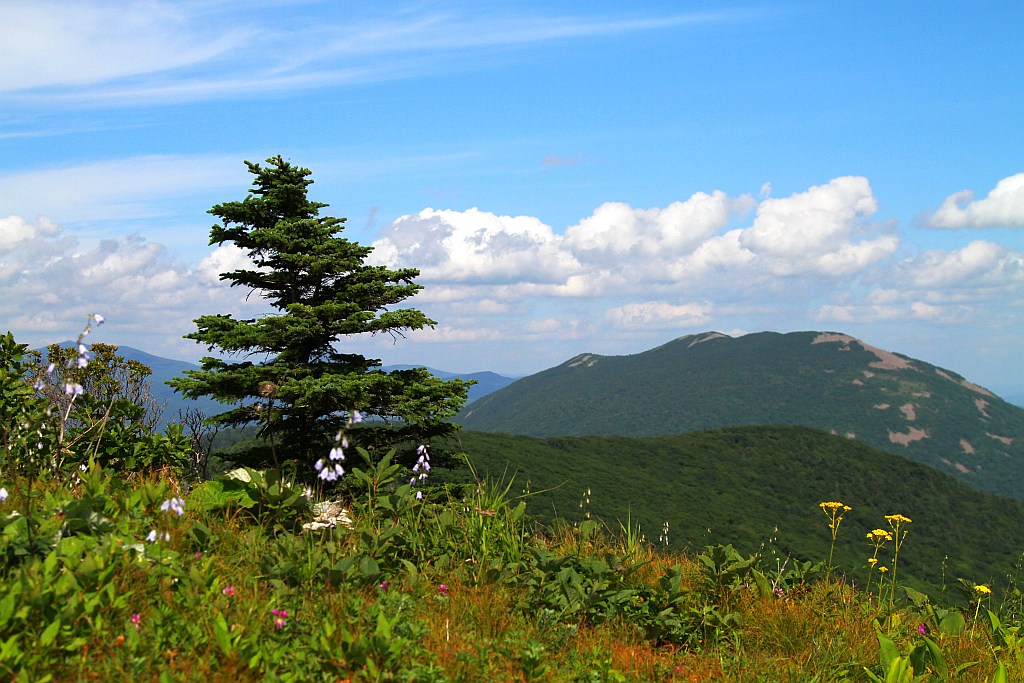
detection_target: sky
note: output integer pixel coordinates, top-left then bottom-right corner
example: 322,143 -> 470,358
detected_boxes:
2,1 -> 1023,395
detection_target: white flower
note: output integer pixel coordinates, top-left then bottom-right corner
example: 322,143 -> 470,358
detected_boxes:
93,314 -> 105,325
64,383 -> 83,397
146,530 -> 158,543
0,488 -> 8,502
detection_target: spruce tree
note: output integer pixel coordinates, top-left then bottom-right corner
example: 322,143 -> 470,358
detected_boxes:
170,156 -> 470,471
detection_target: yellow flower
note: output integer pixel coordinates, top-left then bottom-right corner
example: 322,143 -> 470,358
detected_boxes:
878,566 -> 889,573
867,529 -> 892,541
974,584 -> 992,595
867,558 -> 879,566
885,514 -> 912,524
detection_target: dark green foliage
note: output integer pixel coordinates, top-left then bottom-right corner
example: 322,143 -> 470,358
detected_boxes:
458,331 -> 1024,498
169,156 -> 471,469
440,426 -> 1024,594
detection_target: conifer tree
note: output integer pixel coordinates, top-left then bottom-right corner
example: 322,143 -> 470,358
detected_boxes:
170,156 -> 470,471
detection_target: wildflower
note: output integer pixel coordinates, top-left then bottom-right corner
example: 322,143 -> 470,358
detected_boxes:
438,584 -> 449,596
867,558 -> 878,566
0,488 -> 7,502
222,586 -> 235,597
131,614 -> 141,631
272,608 -> 289,630
315,432 -> 346,482
93,313 -> 105,325
918,623 -> 927,635
146,529 -> 169,543
160,497 -> 186,517
379,580 -> 389,591
879,566 -> 889,574
974,584 -> 992,595
65,382 -> 83,397
411,445 -> 431,496
350,410 -> 363,424
146,530 -> 157,543
820,500 -> 851,583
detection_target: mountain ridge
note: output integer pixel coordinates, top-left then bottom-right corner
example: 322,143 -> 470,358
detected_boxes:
458,330 -> 1024,499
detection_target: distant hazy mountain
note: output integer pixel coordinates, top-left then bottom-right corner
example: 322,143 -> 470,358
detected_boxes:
381,365 -> 518,404
41,343 -> 516,426
458,331 -> 1024,500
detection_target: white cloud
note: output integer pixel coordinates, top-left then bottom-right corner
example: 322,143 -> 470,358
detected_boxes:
371,208 -> 582,285
564,192 -> 754,263
605,301 -> 712,329
0,1 -> 251,92
925,173 -> 1024,229
0,215 -> 60,251
2,3 -> 734,107
0,154 -> 244,224
0,214 -> 264,357
900,240 -> 1024,289
739,176 -> 897,276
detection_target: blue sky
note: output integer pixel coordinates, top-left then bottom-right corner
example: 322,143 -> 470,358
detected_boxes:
2,1 -> 1023,395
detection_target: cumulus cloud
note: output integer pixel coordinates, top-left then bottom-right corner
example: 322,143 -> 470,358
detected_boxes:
925,173 -> 1024,229
0,214 -> 263,356
371,207 -> 582,285
372,178 -> 898,305
564,192 -> 755,264
605,301 -> 712,329
739,176 -> 897,276
899,240 -> 1024,289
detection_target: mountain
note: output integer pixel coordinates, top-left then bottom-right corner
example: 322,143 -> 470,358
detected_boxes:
457,331 -> 1024,500
382,365 -> 518,404
40,343 -> 516,426
440,426 -> 1024,594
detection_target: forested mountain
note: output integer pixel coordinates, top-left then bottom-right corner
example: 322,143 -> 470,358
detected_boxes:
441,426 -> 1024,594
458,331 -> 1024,499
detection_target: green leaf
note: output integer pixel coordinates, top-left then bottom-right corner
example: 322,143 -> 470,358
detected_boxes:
39,619 -> 61,647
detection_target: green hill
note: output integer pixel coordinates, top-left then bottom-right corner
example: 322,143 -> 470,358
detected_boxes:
458,331 -> 1024,499
440,426 -> 1024,595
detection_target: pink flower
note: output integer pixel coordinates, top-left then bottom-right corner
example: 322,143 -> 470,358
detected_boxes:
379,580 -> 389,591
131,613 -> 141,631
272,608 -> 289,630
222,586 -> 235,597
438,584 -> 449,595
918,623 -> 927,635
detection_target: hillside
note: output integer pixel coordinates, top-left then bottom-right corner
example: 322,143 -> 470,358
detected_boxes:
441,426 -> 1024,594
458,331 -> 1024,499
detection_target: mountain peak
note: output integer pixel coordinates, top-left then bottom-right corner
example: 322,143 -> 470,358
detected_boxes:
458,330 -> 1024,499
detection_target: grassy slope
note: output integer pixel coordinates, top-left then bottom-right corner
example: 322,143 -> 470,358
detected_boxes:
458,331 -> 1024,499
439,426 -> 1024,594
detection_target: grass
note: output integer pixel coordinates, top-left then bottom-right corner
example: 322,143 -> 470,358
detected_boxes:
0,456 -> 1019,682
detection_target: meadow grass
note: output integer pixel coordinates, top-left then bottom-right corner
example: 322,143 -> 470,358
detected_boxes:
0,466 -> 1018,682
0,324 -> 1019,682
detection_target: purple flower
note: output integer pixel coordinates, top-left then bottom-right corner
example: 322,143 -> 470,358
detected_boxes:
351,410 -> 363,424
918,623 -> 927,635
272,608 -> 289,630
131,613 -> 141,631
379,580 -> 389,591
160,497 -> 186,517
438,584 -> 448,595
64,382 -> 83,397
